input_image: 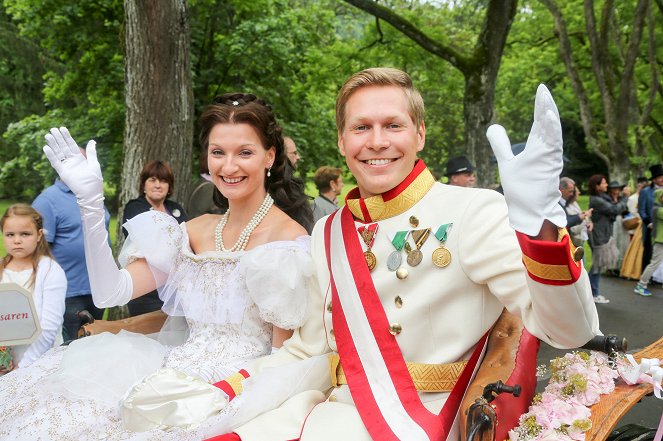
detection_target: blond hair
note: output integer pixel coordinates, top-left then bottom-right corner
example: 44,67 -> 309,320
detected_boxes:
0,204 -> 53,288
335,67 -> 425,133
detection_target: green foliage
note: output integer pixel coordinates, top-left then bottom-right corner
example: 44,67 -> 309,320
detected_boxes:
0,0 -> 661,200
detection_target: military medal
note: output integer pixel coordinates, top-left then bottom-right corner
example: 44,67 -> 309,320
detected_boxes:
358,223 -> 379,271
432,223 -> 453,268
387,230 -> 409,271
406,228 -> 430,267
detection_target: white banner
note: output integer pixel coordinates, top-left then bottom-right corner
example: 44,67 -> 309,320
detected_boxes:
0,282 -> 41,346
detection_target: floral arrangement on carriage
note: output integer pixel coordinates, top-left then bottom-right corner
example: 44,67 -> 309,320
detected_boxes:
509,350 -> 662,441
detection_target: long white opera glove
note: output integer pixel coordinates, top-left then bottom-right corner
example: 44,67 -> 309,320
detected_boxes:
43,127 -> 133,308
486,84 -> 567,236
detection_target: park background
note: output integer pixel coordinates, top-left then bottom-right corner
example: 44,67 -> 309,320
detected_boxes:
0,0 -> 660,249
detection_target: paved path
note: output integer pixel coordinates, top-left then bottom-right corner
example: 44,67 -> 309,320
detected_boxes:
537,274 -> 663,429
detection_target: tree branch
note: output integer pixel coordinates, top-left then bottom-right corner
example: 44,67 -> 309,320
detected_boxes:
341,0 -> 471,72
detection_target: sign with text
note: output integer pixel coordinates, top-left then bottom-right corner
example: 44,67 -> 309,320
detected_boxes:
0,283 -> 41,346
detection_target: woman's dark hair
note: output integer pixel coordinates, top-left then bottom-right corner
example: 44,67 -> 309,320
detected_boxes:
139,160 -> 175,198
199,93 -> 313,233
587,174 -> 606,196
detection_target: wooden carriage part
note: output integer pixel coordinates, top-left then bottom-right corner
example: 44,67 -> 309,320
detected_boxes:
584,335 -> 663,441
77,309 -> 168,338
460,311 -> 662,441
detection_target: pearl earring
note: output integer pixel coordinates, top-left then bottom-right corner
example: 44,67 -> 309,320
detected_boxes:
267,166 -> 272,178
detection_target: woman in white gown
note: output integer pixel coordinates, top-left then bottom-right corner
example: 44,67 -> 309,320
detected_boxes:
0,93 -> 315,440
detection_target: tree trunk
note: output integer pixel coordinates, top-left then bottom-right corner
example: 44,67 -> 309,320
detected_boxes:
543,0 -> 651,181
119,0 -> 194,248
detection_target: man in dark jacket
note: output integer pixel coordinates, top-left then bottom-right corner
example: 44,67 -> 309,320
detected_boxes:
638,164 -> 663,269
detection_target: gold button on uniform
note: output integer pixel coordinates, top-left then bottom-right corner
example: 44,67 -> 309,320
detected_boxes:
327,302 -> 333,312
389,323 -> 402,335
395,296 -> 403,308
329,329 -> 335,338
409,216 -> 419,228
396,267 -> 409,279
573,246 -> 584,262
328,395 -> 337,402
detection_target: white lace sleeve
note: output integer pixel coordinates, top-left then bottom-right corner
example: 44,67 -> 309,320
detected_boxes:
118,211 -> 184,276
240,236 -> 315,329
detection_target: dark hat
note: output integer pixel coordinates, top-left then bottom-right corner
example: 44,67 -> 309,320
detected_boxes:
446,156 -> 475,176
607,180 -> 625,190
649,164 -> 663,179
637,176 -> 649,184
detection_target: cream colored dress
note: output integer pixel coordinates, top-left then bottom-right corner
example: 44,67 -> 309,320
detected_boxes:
0,212 -> 314,441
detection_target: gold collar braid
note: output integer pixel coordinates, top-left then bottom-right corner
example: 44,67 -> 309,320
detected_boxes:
345,160 -> 435,223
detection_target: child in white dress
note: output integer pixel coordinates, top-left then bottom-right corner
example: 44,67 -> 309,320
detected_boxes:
0,204 -> 66,370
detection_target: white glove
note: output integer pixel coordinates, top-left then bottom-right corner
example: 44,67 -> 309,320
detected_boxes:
43,127 -> 133,308
486,84 -> 567,236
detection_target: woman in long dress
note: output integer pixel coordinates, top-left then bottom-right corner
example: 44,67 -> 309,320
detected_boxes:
0,93 -> 315,440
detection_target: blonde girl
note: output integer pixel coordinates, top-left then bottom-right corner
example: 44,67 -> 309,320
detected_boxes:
1,204 -> 66,368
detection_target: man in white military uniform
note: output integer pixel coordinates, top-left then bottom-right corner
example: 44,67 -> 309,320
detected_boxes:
127,68 -> 600,441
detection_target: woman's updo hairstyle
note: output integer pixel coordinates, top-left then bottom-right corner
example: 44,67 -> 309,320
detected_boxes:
199,93 -> 313,232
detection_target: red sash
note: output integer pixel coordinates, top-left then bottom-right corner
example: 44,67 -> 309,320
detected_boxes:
324,207 -> 486,441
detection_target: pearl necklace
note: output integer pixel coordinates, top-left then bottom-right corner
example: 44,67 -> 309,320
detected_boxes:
215,194 -> 274,252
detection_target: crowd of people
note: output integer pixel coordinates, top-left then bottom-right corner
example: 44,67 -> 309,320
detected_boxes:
0,66 -> 656,440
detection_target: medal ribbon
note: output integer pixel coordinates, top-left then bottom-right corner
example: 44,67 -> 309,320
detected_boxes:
390,230 -> 409,251
434,223 -> 453,243
411,228 -> 431,251
358,223 -> 379,249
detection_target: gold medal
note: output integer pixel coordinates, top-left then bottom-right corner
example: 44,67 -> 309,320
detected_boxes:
405,228 -> 430,267
433,223 -> 453,269
407,249 -> 423,266
358,223 -> 379,272
364,250 -> 377,271
432,247 -> 451,268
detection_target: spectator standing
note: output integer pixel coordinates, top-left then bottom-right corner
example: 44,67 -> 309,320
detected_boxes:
559,177 -> 592,230
0,204 -> 66,369
33,174 -> 110,341
186,149 -> 224,218
638,164 -> 663,269
608,181 -> 631,273
587,174 -> 628,303
445,155 -> 476,187
634,188 -> 663,296
311,166 -> 344,223
122,160 -> 188,316
564,185 -> 592,248
284,136 -> 300,168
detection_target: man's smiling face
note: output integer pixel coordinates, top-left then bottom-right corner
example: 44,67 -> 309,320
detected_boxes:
338,85 -> 425,199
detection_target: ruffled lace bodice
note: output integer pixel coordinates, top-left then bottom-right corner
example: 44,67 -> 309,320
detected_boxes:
120,211 -> 314,381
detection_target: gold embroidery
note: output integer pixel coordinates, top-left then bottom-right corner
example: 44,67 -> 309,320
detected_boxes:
329,354 -> 467,392
346,168 -> 436,222
522,254 -> 572,281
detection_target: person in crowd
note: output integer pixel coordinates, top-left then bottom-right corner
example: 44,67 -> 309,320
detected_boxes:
564,185 -> 592,248
122,160 -> 189,316
32,155 -> 111,341
284,136 -> 300,168
607,181 -> 631,274
559,177 -> 592,229
639,164 -> 663,269
628,176 -> 648,217
311,166 -> 344,223
186,148 -> 225,218
184,68 -> 598,441
633,188 -> 663,296
445,155 -> 476,187
587,175 -> 628,303
0,204 -> 66,372
0,93 -> 315,439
